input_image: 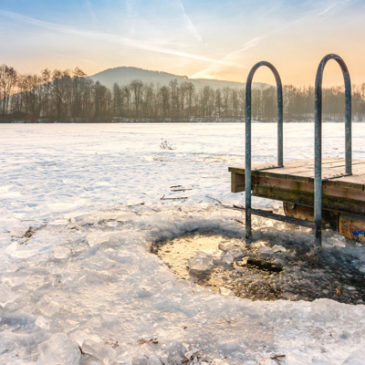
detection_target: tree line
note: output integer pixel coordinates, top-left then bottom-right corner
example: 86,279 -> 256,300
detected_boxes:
1,64 -> 365,122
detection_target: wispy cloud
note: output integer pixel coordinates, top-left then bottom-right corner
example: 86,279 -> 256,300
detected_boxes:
191,0 -> 349,80
0,8 -> 237,67
191,36 -> 263,79
176,0 -> 203,43
316,0 -> 344,16
125,0 -> 136,35
83,0 -> 99,24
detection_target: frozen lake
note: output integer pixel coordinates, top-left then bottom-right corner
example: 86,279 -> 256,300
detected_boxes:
2,122 -> 365,230
0,123 -> 365,364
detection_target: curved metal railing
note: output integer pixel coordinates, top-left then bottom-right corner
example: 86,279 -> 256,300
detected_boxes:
314,54 -> 352,246
245,61 -> 283,240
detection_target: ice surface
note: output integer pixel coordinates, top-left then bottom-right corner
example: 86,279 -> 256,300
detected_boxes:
0,123 -> 364,364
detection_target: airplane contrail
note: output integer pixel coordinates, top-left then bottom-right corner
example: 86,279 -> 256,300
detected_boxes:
176,0 -> 203,43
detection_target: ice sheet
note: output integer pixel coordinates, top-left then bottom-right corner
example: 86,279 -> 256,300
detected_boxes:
0,123 -> 364,364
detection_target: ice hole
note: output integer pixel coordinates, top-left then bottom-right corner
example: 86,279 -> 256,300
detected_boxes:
151,232 -> 365,304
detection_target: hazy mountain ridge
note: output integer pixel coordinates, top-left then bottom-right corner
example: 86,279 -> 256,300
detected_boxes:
89,66 -> 269,90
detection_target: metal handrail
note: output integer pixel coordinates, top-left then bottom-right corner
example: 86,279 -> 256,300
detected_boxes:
314,54 -> 352,247
245,61 -> 283,240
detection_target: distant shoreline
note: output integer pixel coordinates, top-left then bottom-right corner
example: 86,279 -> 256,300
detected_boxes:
1,119 -> 363,124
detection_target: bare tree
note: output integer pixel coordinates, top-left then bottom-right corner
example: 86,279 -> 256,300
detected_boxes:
215,89 -> 222,118
130,80 -> 143,119
113,83 -> 123,117
158,86 -> 170,118
0,65 -> 17,115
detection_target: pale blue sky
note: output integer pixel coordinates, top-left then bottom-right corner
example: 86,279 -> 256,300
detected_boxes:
0,0 -> 364,85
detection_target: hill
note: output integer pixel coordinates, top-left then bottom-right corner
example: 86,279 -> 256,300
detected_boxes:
89,66 -> 269,90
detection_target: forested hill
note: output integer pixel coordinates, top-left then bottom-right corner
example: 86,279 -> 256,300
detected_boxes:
1,64 -> 365,122
89,66 -> 269,91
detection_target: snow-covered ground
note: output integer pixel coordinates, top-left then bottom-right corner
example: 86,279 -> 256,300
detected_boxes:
0,123 -> 364,364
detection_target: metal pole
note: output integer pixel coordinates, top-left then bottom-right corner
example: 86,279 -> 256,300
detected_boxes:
245,61 -> 283,241
277,72 -> 284,168
245,77 -> 252,240
314,54 -> 352,248
344,68 -> 352,175
314,68 -> 323,247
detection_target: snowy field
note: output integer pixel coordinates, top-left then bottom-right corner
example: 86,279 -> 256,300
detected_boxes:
0,122 -> 365,364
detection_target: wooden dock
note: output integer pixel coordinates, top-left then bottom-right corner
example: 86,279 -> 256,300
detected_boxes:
229,157 -> 365,241
235,53 -> 360,245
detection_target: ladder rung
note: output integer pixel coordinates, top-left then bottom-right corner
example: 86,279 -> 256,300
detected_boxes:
250,208 -> 315,229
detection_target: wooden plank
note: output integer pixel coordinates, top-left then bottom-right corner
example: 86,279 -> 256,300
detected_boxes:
253,185 -> 365,215
229,158 -> 365,215
229,157 -> 341,174
231,171 -> 244,193
229,158 -> 343,181
249,171 -> 365,203
332,173 -> 365,188
229,157 -> 365,174
229,158 -> 365,190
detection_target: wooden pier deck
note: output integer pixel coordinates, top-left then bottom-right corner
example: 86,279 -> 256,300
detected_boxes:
229,157 -> 365,241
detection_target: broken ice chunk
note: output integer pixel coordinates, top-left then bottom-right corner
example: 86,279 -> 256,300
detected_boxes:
257,246 -> 274,256
219,287 -> 233,296
37,295 -> 61,316
220,247 -> 244,266
53,246 -> 70,259
38,333 -> 80,365
147,355 -> 163,365
0,283 -> 19,308
188,252 -> 214,277
211,360 -> 230,365
81,339 -> 117,364
35,316 -> 50,330
132,355 -> 149,365
167,342 -> 188,364
272,245 -> 287,253
218,241 -> 244,252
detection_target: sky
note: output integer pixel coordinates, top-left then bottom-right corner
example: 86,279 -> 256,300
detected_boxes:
0,0 -> 364,86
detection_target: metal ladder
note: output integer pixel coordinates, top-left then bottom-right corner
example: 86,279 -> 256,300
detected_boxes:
244,54 -> 352,248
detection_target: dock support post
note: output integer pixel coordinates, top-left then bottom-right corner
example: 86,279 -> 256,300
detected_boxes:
245,61 -> 283,241
314,54 -> 352,248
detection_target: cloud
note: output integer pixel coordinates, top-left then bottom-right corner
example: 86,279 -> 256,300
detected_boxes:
191,36 -> 263,79
83,0 -> 99,23
316,1 -> 343,16
0,8 -> 237,67
190,0 -> 350,80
